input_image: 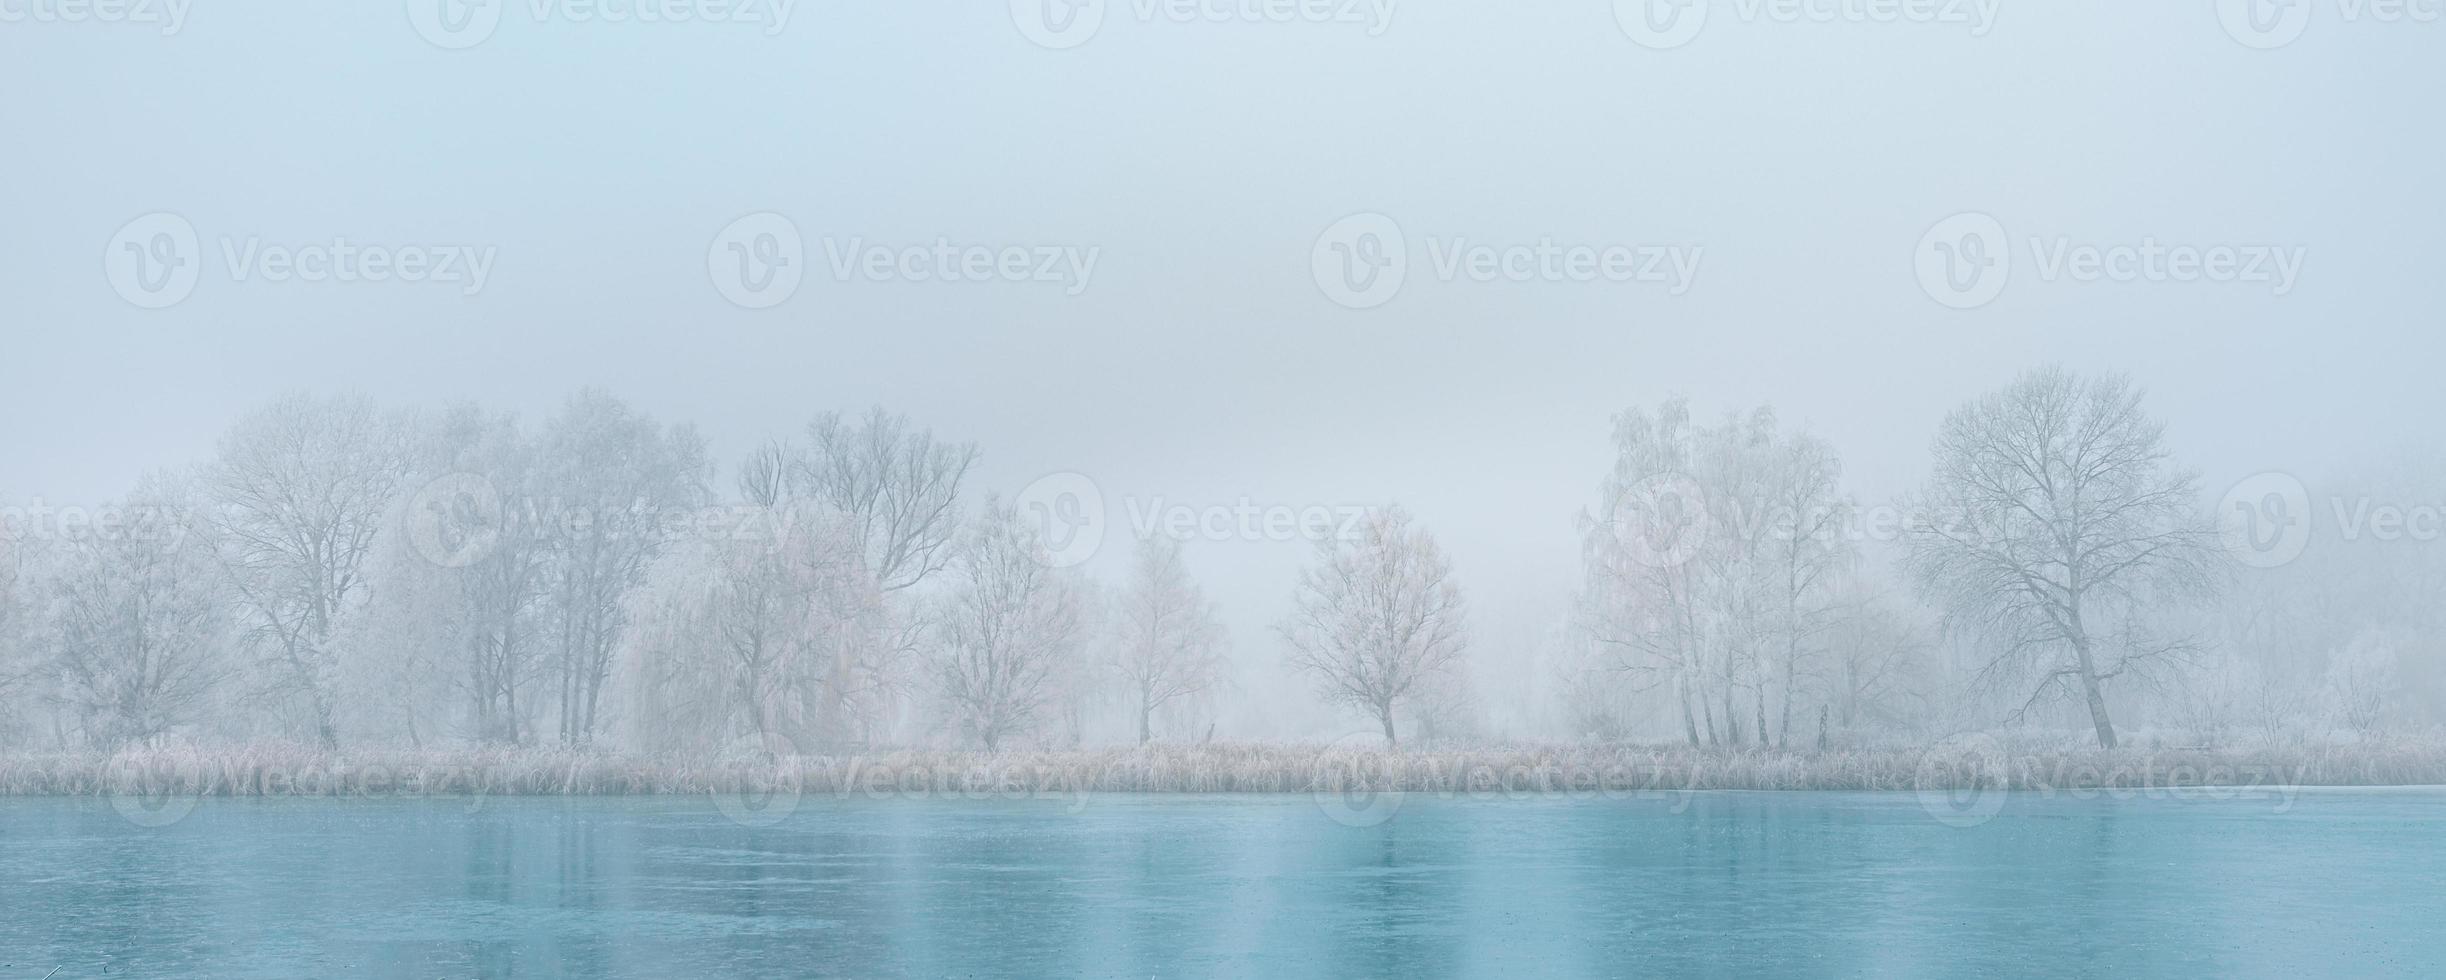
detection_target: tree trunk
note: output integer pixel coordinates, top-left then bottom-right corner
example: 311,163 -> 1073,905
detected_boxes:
2070,633 -> 2119,749
1678,679 -> 1701,746
1138,702 -> 1152,746
1378,703 -> 1398,747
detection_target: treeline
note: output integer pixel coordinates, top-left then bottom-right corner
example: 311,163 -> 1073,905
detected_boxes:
0,367 -> 2436,757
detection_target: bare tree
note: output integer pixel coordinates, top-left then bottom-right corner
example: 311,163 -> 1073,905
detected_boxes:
1578,398 -> 1709,745
626,508 -> 858,752
927,500 -> 1090,751
1904,366 -> 2216,748
795,407 -> 978,593
1579,400 -> 1857,748
46,478 -> 229,747
790,407 -> 979,745
0,518 -> 41,735
535,390 -> 710,745
205,393 -> 410,748
2324,628 -> 2397,736
390,405 -> 557,746
1755,425 -> 1854,748
1110,537 -> 1228,745
1281,505 -> 1467,746
1819,587 -> 1932,745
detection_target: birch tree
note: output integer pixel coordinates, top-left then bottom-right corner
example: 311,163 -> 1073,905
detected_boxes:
1281,505 -> 1467,746
1579,401 -> 1854,747
1109,537 -> 1227,745
1904,366 -> 2215,748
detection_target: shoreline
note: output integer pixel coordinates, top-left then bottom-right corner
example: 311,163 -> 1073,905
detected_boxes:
5,740 -> 2444,798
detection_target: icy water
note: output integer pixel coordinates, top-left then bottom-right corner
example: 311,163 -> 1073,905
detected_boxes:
2,790 -> 2441,978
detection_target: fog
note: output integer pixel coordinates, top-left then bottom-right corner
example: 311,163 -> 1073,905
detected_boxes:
4,0 -> 2442,750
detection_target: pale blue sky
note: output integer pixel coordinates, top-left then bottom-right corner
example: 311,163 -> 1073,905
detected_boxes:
5,0 -> 2440,733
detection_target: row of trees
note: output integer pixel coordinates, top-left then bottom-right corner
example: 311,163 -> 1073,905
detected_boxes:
0,367 -> 2433,752
0,394 -> 1245,754
1567,366 -> 2435,749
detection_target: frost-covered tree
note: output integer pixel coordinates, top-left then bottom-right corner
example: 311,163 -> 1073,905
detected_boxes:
534,390 -> 710,745
0,520 -> 40,737
753,408 -> 980,744
1109,537 -> 1227,745
1578,399 -> 1857,747
380,406 -> 558,745
927,500 -> 1090,751
1818,587 -> 1933,746
46,478 -> 229,747
795,407 -> 979,593
1281,505 -> 1467,746
205,393 -> 410,748
1904,367 -> 2216,748
624,509 -> 858,752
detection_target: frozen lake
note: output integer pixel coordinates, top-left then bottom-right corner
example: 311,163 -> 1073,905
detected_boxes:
2,790 -> 2440,978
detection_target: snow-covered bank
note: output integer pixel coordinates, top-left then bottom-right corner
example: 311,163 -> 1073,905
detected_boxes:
5,739 -> 2446,798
